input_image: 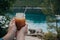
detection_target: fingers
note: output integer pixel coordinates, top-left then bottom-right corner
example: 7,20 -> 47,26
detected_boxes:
9,18 -> 15,26
8,17 -> 28,36
24,24 -> 28,32
24,24 -> 28,34
8,18 -> 16,31
18,24 -> 28,35
20,24 -> 28,31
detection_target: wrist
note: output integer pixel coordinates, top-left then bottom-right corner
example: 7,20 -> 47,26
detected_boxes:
17,32 -> 25,40
3,30 -> 16,40
8,29 -> 16,34
3,33 -> 15,40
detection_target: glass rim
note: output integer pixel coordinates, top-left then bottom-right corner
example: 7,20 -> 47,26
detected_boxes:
16,13 -> 25,16
16,13 -> 25,17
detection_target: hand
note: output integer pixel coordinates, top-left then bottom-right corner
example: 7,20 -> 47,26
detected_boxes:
8,18 -> 17,33
3,18 -> 17,40
17,24 -> 28,40
3,18 -> 28,40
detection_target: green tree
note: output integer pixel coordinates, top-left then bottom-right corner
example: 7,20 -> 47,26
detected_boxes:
0,16 -> 11,38
0,0 -> 16,37
46,15 -> 60,40
40,0 -> 60,40
41,0 -> 60,15
0,0 -> 16,15
44,31 -> 57,40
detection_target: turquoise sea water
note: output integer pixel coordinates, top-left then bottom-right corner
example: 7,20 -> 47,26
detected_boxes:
11,9 -> 48,32
25,9 -> 47,32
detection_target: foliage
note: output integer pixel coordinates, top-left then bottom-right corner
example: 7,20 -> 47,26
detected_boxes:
0,16 -> 10,38
44,31 -> 57,40
0,0 -> 16,15
41,0 -> 60,15
40,0 -> 60,40
0,0 -> 16,37
46,15 -> 60,40
14,0 -> 43,7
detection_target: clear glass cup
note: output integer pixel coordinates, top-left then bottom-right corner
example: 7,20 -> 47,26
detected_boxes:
15,13 -> 26,30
